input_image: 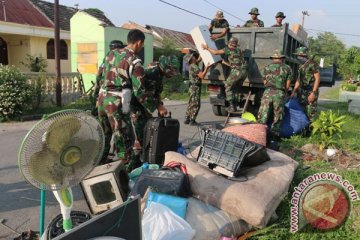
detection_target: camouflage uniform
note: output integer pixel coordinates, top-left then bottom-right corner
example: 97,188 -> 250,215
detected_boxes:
258,62 -> 292,133
125,55 -> 180,164
185,63 -> 202,122
92,41 -> 125,117
129,63 -> 164,161
297,58 -> 320,121
209,18 -> 229,32
91,59 -> 105,116
98,47 -> 146,167
223,46 -> 246,102
243,19 -> 264,27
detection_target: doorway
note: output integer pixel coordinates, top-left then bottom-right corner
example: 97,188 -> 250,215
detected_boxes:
0,37 -> 8,65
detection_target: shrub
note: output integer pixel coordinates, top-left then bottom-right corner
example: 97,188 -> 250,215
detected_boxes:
341,83 -> 357,92
311,110 -> 346,150
0,65 -> 33,121
162,75 -> 187,98
19,54 -> 47,72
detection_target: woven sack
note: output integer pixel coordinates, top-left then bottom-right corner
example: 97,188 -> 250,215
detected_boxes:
223,123 -> 267,146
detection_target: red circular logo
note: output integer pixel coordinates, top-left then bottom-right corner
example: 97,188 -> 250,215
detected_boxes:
301,183 -> 351,230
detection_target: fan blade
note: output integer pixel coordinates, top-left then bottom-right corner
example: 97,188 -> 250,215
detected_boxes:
46,116 -> 81,153
28,148 -> 63,187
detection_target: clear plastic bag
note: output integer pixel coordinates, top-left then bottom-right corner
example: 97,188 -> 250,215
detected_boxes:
142,202 -> 195,240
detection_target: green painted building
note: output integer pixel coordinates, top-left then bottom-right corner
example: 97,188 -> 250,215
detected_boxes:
70,11 -> 153,90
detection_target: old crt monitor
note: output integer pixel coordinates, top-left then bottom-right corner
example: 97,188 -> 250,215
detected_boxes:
53,196 -> 141,240
81,161 -> 129,214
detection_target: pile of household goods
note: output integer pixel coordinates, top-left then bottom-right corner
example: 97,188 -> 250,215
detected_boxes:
129,123 -> 298,240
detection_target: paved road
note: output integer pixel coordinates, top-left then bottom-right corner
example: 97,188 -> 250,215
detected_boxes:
0,99 -> 224,239
0,84 -> 337,238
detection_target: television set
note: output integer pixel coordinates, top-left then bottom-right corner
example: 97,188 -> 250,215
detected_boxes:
81,161 -> 130,214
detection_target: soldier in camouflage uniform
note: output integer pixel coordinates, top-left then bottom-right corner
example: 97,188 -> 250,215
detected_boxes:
258,50 -> 292,136
272,12 -> 286,27
184,53 -> 211,125
91,40 -> 125,117
209,10 -> 230,41
243,8 -> 264,27
130,55 -> 180,164
97,29 -> 146,169
202,37 -> 247,111
291,47 -> 320,122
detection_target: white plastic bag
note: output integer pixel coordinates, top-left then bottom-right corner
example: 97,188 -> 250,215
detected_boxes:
142,202 -> 195,240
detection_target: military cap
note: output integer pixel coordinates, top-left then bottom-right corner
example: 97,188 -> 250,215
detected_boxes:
159,55 -> 180,77
228,37 -> 239,47
215,10 -> 224,19
293,46 -> 308,56
275,12 -> 286,18
249,8 -> 260,15
270,49 -> 285,59
109,40 -> 124,50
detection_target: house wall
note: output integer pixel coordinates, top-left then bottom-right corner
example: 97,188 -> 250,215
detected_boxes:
70,11 -> 105,90
104,27 -> 154,66
29,36 -> 71,73
71,11 -> 154,91
0,34 -> 71,73
1,34 -> 30,71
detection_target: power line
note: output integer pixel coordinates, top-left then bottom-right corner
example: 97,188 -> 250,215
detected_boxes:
158,0 -> 211,21
202,0 -> 245,23
306,28 -> 360,37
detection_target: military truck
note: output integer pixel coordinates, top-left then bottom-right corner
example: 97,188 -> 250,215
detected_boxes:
200,23 -> 308,116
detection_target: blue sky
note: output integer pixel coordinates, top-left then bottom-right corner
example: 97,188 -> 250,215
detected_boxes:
50,0 -> 360,47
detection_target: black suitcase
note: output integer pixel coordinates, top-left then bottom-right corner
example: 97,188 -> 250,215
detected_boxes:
142,115 -> 180,165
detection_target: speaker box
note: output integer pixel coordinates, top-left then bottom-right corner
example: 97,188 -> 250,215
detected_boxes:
81,161 -> 129,214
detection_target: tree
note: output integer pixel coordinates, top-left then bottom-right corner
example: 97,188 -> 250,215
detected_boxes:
308,32 -> 345,68
339,46 -> 360,80
153,37 -> 181,61
83,8 -> 105,16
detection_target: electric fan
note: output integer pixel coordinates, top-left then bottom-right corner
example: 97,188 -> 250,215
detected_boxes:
18,109 -> 105,236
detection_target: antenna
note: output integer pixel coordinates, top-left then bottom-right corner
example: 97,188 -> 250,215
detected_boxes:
302,11 -> 310,27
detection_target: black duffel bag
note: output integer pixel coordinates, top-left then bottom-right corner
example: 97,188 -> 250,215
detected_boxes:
129,167 -> 191,198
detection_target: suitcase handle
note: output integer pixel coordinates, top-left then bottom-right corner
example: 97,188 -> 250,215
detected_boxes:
158,111 -> 172,118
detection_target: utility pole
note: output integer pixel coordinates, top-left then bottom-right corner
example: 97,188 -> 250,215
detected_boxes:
301,11 -> 310,27
54,0 -> 61,106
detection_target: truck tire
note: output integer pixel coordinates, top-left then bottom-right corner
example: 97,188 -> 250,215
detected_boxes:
212,105 -> 221,116
220,106 -> 228,116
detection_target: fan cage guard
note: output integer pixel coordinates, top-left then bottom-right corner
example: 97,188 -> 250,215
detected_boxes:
18,109 -> 105,191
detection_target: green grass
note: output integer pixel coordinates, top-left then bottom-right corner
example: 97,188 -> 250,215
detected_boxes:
23,96 -> 92,115
319,86 -> 340,100
162,83 -> 209,101
250,101 -> 360,239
